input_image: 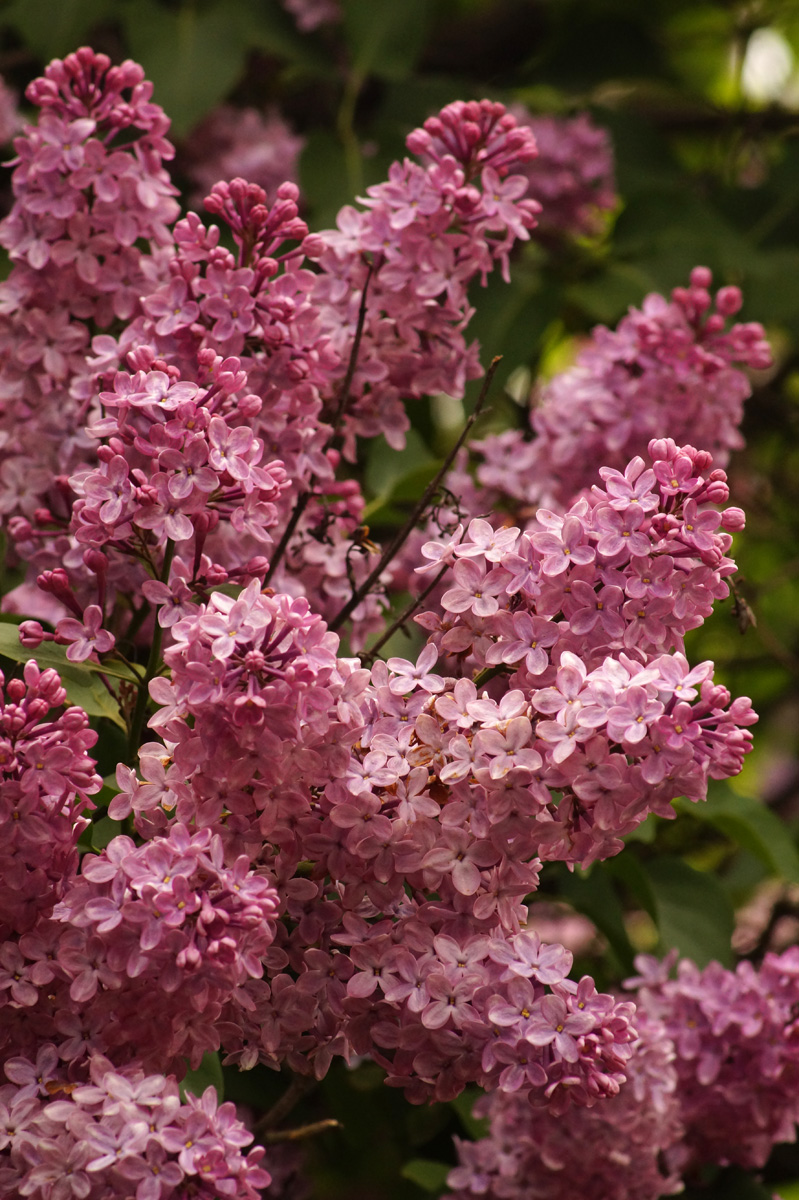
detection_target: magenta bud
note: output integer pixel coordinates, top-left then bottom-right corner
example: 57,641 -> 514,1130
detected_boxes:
18,621 -> 45,647
716,285 -> 742,316
690,266 -> 712,289
721,506 -> 745,531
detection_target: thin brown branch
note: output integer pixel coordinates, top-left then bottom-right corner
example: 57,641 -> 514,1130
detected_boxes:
362,563 -> 449,664
263,1119 -> 341,1144
252,1076 -> 315,1137
329,259 -> 374,436
263,263 -> 373,588
330,355 -> 502,633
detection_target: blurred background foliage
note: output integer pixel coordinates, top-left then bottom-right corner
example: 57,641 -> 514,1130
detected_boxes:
3,0 -> 799,1196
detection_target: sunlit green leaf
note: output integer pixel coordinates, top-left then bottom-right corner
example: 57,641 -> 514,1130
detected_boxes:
401,1159 -> 451,1192
0,624 -> 126,728
678,786 -> 799,885
180,1052 -> 224,1102
90,815 -> 122,852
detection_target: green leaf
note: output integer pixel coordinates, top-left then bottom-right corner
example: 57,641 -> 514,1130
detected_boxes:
677,786 -> 799,885
565,262 -> 656,324
90,815 -> 122,852
365,430 -> 437,500
180,1052 -> 224,1103
605,851 -> 657,921
401,1159 -> 451,1193
122,0 -> 250,136
342,0 -> 432,81
246,2 -> 333,72
3,0 -> 112,60
646,856 -> 734,968
0,625 -> 126,728
0,624 -> 138,682
774,1184 -> 799,1200
300,129 -> 360,231
623,813 -> 659,844
450,1089 -> 488,1140
558,863 -> 635,970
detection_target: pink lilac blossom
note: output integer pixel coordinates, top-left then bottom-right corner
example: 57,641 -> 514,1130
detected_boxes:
116,579 -> 640,1110
631,948 -> 799,1171
0,1056 -> 269,1199
471,268 -> 771,514
449,946 -> 799,1199
0,818 -> 279,1077
511,107 -> 616,238
0,48 -> 178,558
447,1010 -> 683,1200
0,663 -> 99,942
2,66 -> 542,648
106,440 -> 755,1112
312,99 -> 540,453
389,267 -> 770,613
182,105 -> 305,211
0,45 -> 775,1194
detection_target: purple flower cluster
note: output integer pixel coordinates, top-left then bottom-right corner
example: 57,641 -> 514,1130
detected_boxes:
0,49 -> 178,557
416,439 -> 756,859
0,1058 -> 269,1200
448,1010 -> 682,1200
1,58 -> 541,645
90,438 -> 751,1110
471,267 -> 771,513
511,107 -> 616,238
182,105 -> 305,212
633,948 -> 799,1170
0,44 -> 783,1198
315,99 -> 540,451
449,947 -> 799,1199
2,821 -> 278,1076
0,663 -> 100,942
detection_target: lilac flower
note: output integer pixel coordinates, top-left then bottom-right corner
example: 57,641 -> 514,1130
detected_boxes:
56,605 -> 115,662
524,994 -> 595,1061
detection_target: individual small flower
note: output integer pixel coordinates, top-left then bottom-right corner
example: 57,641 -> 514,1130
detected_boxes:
387,645 -> 445,695
55,605 -> 116,662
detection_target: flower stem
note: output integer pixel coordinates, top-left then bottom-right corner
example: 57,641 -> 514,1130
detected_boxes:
126,539 -> 175,762
330,356 -> 502,633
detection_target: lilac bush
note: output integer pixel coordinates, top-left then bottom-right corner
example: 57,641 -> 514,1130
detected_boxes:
0,45 -> 794,1199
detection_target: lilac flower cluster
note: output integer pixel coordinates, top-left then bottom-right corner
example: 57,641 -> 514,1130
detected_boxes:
449,948 -> 799,1199
1,57 -> 541,645
447,1010 -> 683,1200
0,49 -> 178,550
632,948 -> 799,1170
471,267 -> 771,513
0,663 -> 100,942
0,44 -> 784,1198
315,99 -> 540,450
511,107 -> 616,238
416,439 -> 756,860
2,821 -> 278,1076
0,1058 -> 269,1200
91,438 -> 751,1111
182,105 -> 305,212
